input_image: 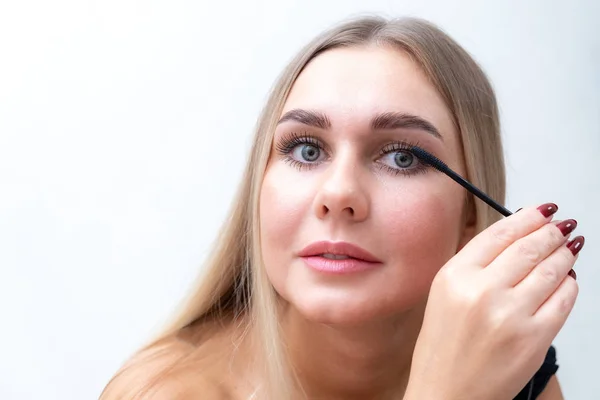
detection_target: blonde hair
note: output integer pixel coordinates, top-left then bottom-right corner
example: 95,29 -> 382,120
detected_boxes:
100,15 -> 505,399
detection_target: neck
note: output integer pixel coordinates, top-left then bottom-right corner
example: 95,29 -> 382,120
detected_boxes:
281,302 -> 426,400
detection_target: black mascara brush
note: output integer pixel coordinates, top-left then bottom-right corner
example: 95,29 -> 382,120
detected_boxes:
410,146 -> 514,217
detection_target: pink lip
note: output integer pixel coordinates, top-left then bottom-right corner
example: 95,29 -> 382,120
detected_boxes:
298,241 -> 382,274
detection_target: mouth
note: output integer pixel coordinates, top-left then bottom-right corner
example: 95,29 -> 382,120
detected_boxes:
320,253 -> 354,260
298,241 -> 382,273
298,240 -> 382,262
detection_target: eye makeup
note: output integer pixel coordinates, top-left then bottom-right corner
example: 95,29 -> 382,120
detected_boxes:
274,131 -> 430,178
273,131 -> 513,217
409,146 -> 513,216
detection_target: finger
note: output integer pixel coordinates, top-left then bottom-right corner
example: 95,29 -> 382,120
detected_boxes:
454,203 -> 558,268
513,236 -> 583,314
532,267 -> 579,336
484,219 -> 576,287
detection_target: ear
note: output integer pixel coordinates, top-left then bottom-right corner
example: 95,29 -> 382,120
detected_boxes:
456,198 -> 477,252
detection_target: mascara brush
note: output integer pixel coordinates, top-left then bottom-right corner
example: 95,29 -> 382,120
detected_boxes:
410,146 -> 513,217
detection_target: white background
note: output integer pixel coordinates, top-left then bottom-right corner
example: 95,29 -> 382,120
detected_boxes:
0,1 -> 598,399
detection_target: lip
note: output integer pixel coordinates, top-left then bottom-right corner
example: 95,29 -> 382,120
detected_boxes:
298,241 -> 381,262
297,241 -> 382,274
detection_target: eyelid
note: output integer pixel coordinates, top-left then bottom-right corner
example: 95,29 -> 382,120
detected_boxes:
275,133 -> 433,177
276,132 -> 434,164
275,131 -> 330,155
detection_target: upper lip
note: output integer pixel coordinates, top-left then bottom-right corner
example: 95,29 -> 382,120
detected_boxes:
298,241 -> 382,263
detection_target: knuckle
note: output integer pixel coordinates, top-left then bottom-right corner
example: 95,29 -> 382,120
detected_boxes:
545,224 -> 565,243
557,282 -> 579,315
557,294 -> 575,315
487,308 -> 515,332
433,268 -> 465,298
535,265 -> 561,286
516,240 -> 542,263
557,247 -> 574,265
489,223 -> 517,244
432,266 -> 452,285
459,287 -> 482,307
487,310 -> 527,349
457,283 -> 494,311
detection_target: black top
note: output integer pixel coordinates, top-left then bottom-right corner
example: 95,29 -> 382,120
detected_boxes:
513,345 -> 559,400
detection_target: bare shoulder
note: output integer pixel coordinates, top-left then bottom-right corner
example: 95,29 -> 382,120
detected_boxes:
99,355 -> 225,400
99,317 -> 252,400
537,375 -> 564,400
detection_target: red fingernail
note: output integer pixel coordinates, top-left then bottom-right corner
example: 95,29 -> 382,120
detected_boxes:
567,236 -> 585,256
537,203 -> 558,218
556,219 -> 577,236
568,269 -> 577,280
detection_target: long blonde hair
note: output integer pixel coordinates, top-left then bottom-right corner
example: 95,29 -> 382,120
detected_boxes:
100,15 -> 506,399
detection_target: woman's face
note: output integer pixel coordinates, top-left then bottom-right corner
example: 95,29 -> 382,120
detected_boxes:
259,45 -> 474,324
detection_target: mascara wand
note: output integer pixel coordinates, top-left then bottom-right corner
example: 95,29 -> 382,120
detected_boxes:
412,146 -> 536,398
411,146 -> 513,217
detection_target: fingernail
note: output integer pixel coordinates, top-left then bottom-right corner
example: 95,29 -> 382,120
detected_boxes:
568,269 -> 577,280
556,219 -> 578,236
537,203 -> 558,218
567,236 -> 585,256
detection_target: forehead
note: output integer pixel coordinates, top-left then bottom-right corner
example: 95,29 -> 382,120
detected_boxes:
282,46 -> 456,140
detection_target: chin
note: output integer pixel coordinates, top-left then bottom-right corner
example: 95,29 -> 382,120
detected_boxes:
269,259 -> 435,326
285,286 -> 420,326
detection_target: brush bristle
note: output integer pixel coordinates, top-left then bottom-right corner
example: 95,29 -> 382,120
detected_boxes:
410,146 -> 450,172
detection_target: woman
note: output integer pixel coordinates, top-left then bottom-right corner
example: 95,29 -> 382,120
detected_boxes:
100,15 -> 582,399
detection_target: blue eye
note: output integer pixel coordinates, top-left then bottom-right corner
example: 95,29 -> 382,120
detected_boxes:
293,144 -> 321,162
394,151 -> 414,168
275,133 -> 430,177
275,132 -> 326,170
376,141 -> 430,177
380,150 -> 418,170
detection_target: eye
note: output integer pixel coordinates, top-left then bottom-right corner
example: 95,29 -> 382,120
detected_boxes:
379,149 -> 418,170
394,151 -> 414,168
293,143 -> 322,163
275,132 -> 328,170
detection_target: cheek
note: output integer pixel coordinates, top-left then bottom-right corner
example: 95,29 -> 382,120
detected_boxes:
259,165 -> 312,289
373,181 -> 465,300
258,162 -> 467,322
383,186 -> 463,257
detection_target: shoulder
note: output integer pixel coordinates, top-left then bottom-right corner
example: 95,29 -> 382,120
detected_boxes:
99,337 -> 224,400
99,317 -> 248,400
537,375 -> 564,400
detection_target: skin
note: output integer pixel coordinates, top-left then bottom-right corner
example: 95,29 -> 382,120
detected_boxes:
258,45 -> 566,399
259,45 -> 468,399
102,44 -> 572,400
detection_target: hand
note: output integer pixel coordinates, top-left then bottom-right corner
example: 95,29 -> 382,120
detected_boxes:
404,203 -> 583,400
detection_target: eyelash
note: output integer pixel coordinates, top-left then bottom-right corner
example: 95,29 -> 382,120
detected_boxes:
275,131 -> 430,177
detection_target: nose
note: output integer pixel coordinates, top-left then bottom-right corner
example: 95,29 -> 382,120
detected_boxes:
313,154 -> 370,222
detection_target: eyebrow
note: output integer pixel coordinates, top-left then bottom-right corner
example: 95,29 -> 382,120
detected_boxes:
371,111 -> 443,141
277,109 -> 332,130
277,108 -> 443,141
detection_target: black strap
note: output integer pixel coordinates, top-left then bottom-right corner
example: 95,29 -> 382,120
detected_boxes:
513,345 -> 559,400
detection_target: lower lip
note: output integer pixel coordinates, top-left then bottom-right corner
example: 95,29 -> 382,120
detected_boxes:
301,256 -> 381,274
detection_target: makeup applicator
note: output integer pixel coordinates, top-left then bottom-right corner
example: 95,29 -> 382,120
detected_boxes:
410,146 -> 514,217
410,146 -> 541,398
